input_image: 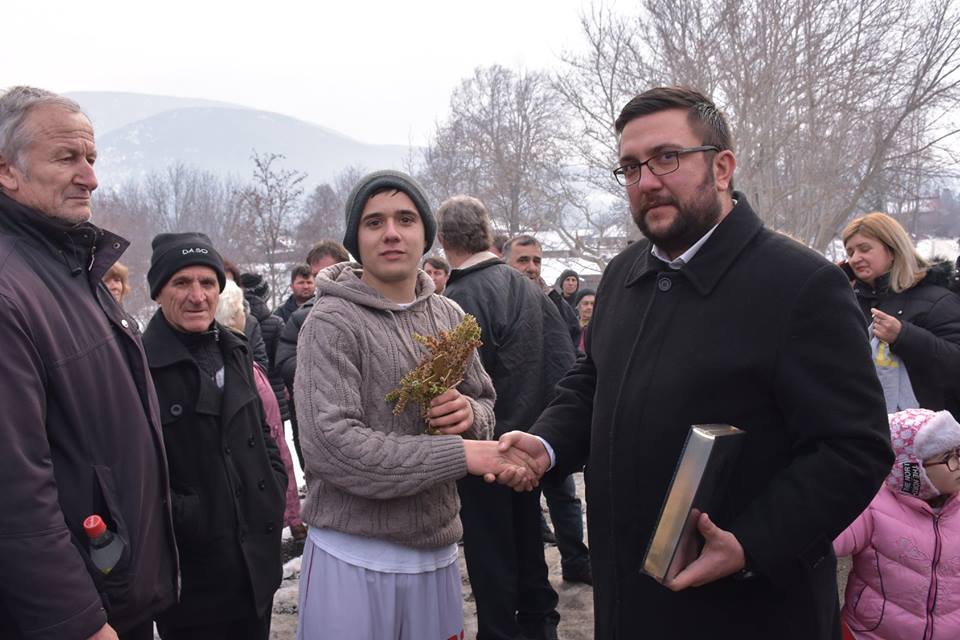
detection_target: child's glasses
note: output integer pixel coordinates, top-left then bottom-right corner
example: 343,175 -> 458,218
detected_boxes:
923,449 -> 960,472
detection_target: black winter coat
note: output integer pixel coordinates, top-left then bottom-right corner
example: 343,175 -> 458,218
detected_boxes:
243,313 -> 269,371
547,287 -> 581,347
275,300 -> 312,389
273,294 -> 300,324
0,194 -> 178,639
445,258 -> 575,434
852,272 -> 960,419
530,197 -> 893,639
245,292 -> 289,420
143,313 -> 286,626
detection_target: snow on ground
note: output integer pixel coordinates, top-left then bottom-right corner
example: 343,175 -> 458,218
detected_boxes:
284,419 -> 306,491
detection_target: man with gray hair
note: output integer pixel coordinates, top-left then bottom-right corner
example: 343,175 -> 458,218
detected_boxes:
437,194 -> 573,640
502,232 -> 592,587
503,234 -> 581,346
0,86 -> 178,639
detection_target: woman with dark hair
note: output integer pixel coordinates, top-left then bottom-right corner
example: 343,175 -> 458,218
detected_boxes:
842,212 -> 960,418
554,269 -> 580,305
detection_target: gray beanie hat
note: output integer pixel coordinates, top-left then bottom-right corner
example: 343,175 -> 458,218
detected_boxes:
342,170 -> 435,264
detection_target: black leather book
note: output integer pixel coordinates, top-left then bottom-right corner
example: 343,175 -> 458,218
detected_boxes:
642,424 -> 745,583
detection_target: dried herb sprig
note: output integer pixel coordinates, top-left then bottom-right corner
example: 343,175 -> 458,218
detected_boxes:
385,314 -> 483,434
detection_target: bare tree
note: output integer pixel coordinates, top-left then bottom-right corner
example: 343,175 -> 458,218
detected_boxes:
93,184 -> 157,323
94,165 -> 251,321
420,65 -> 571,236
237,151 -> 306,307
140,163 -> 246,253
295,164 -> 367,256
558,0 -> 960,251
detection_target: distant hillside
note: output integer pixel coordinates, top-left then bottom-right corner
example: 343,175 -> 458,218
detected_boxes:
66,91 -> 414,189
67,91 -> 249,135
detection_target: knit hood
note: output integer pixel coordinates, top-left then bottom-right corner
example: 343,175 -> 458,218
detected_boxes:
886,408 -> 960,499
313,261 -> 437,311
243,290 -> 272,323
554,269 -> 581,299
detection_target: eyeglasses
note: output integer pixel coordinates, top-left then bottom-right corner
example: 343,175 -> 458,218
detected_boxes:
612,145 -> 720,187
923,449 -> 960,472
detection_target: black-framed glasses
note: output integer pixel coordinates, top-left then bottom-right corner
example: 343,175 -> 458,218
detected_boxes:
612,145 -> 720,186
923,449 -> 960,472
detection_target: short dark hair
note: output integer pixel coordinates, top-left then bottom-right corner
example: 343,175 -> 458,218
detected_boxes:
290,264 -> 313,283
615,86 -> 733,152
422,255 -> 450,274
305,240 -> 349,266
436,195 -> 494,255
222,258 -> 242,282
502,234 -> 541,261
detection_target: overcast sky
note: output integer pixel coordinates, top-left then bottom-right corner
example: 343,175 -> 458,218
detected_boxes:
8,0 -> 592,146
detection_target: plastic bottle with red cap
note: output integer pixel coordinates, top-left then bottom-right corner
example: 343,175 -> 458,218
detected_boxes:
83,514 -> 124,575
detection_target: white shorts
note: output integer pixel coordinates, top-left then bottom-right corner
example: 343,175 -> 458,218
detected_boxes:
296,536 -> 465,640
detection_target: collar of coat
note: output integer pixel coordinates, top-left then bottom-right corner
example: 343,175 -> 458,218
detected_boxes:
142,309 -> 260,424
0,191 -> 129,282
625,192 -> 763,296
447,256 -> 504,285
142,308 -> 247,369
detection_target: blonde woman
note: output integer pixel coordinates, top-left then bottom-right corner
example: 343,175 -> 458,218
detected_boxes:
102,260 -> 131,305
842,212 -> 960,418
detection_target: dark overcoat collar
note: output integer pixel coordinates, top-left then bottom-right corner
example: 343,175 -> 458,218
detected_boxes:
143,310 -> 257,426
625,192 -> 764,296
447,256 -> 504,285
142,309 -> 242,368
0,192 -> 129,283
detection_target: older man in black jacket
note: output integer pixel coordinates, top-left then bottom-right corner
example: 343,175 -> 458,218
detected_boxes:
142,232 -> 286,640
438,195 -> 574,640
0,87 -> 178,640
499,87 -> 894,639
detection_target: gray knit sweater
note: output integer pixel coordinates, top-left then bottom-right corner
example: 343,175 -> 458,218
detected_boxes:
294,263 -> 496,548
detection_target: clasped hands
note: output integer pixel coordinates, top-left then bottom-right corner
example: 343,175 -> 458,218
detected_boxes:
426,393 -> 548,491
463,430 -> 748,590
463,430 -> 551,492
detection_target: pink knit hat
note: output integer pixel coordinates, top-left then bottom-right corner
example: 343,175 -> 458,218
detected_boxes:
886,409 -> 960,499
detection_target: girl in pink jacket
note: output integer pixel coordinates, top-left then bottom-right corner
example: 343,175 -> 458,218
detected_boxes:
835,408 -> 960,640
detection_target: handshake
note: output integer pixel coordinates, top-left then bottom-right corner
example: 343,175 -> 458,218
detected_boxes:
462,432 -> 551,491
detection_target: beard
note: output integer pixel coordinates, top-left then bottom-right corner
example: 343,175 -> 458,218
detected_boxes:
631,169 -> 722,257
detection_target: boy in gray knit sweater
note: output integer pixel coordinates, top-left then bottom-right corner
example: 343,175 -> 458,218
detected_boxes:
293,171 -> 533,639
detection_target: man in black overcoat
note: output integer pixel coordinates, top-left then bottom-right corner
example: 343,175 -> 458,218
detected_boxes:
142,232 -> 286,640
498,87 -> 894,639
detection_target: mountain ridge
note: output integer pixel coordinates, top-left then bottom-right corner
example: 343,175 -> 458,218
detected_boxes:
66,91 -> 414,189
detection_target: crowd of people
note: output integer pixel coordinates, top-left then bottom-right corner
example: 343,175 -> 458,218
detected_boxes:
1,82 -> 959,640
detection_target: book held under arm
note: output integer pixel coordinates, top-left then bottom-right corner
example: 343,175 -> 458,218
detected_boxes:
642,424 -> 745,583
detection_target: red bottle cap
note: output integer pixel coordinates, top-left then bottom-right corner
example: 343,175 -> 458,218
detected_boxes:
83,515 -> 107,539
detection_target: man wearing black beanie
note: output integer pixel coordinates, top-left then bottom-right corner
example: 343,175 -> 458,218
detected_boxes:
147,232 -> 226,301
141,232 -> 286,640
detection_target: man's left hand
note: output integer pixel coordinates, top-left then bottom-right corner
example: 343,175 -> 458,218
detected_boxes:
427,388 -> 474,435
664,512 -> 746,591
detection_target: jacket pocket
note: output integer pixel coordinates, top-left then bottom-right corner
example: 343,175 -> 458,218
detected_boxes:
89,465 -> 133,605
171,489 -> 205,543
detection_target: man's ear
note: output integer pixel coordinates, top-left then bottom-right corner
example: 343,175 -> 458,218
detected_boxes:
713,150 -> 736,193
0,154 -> 20,193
